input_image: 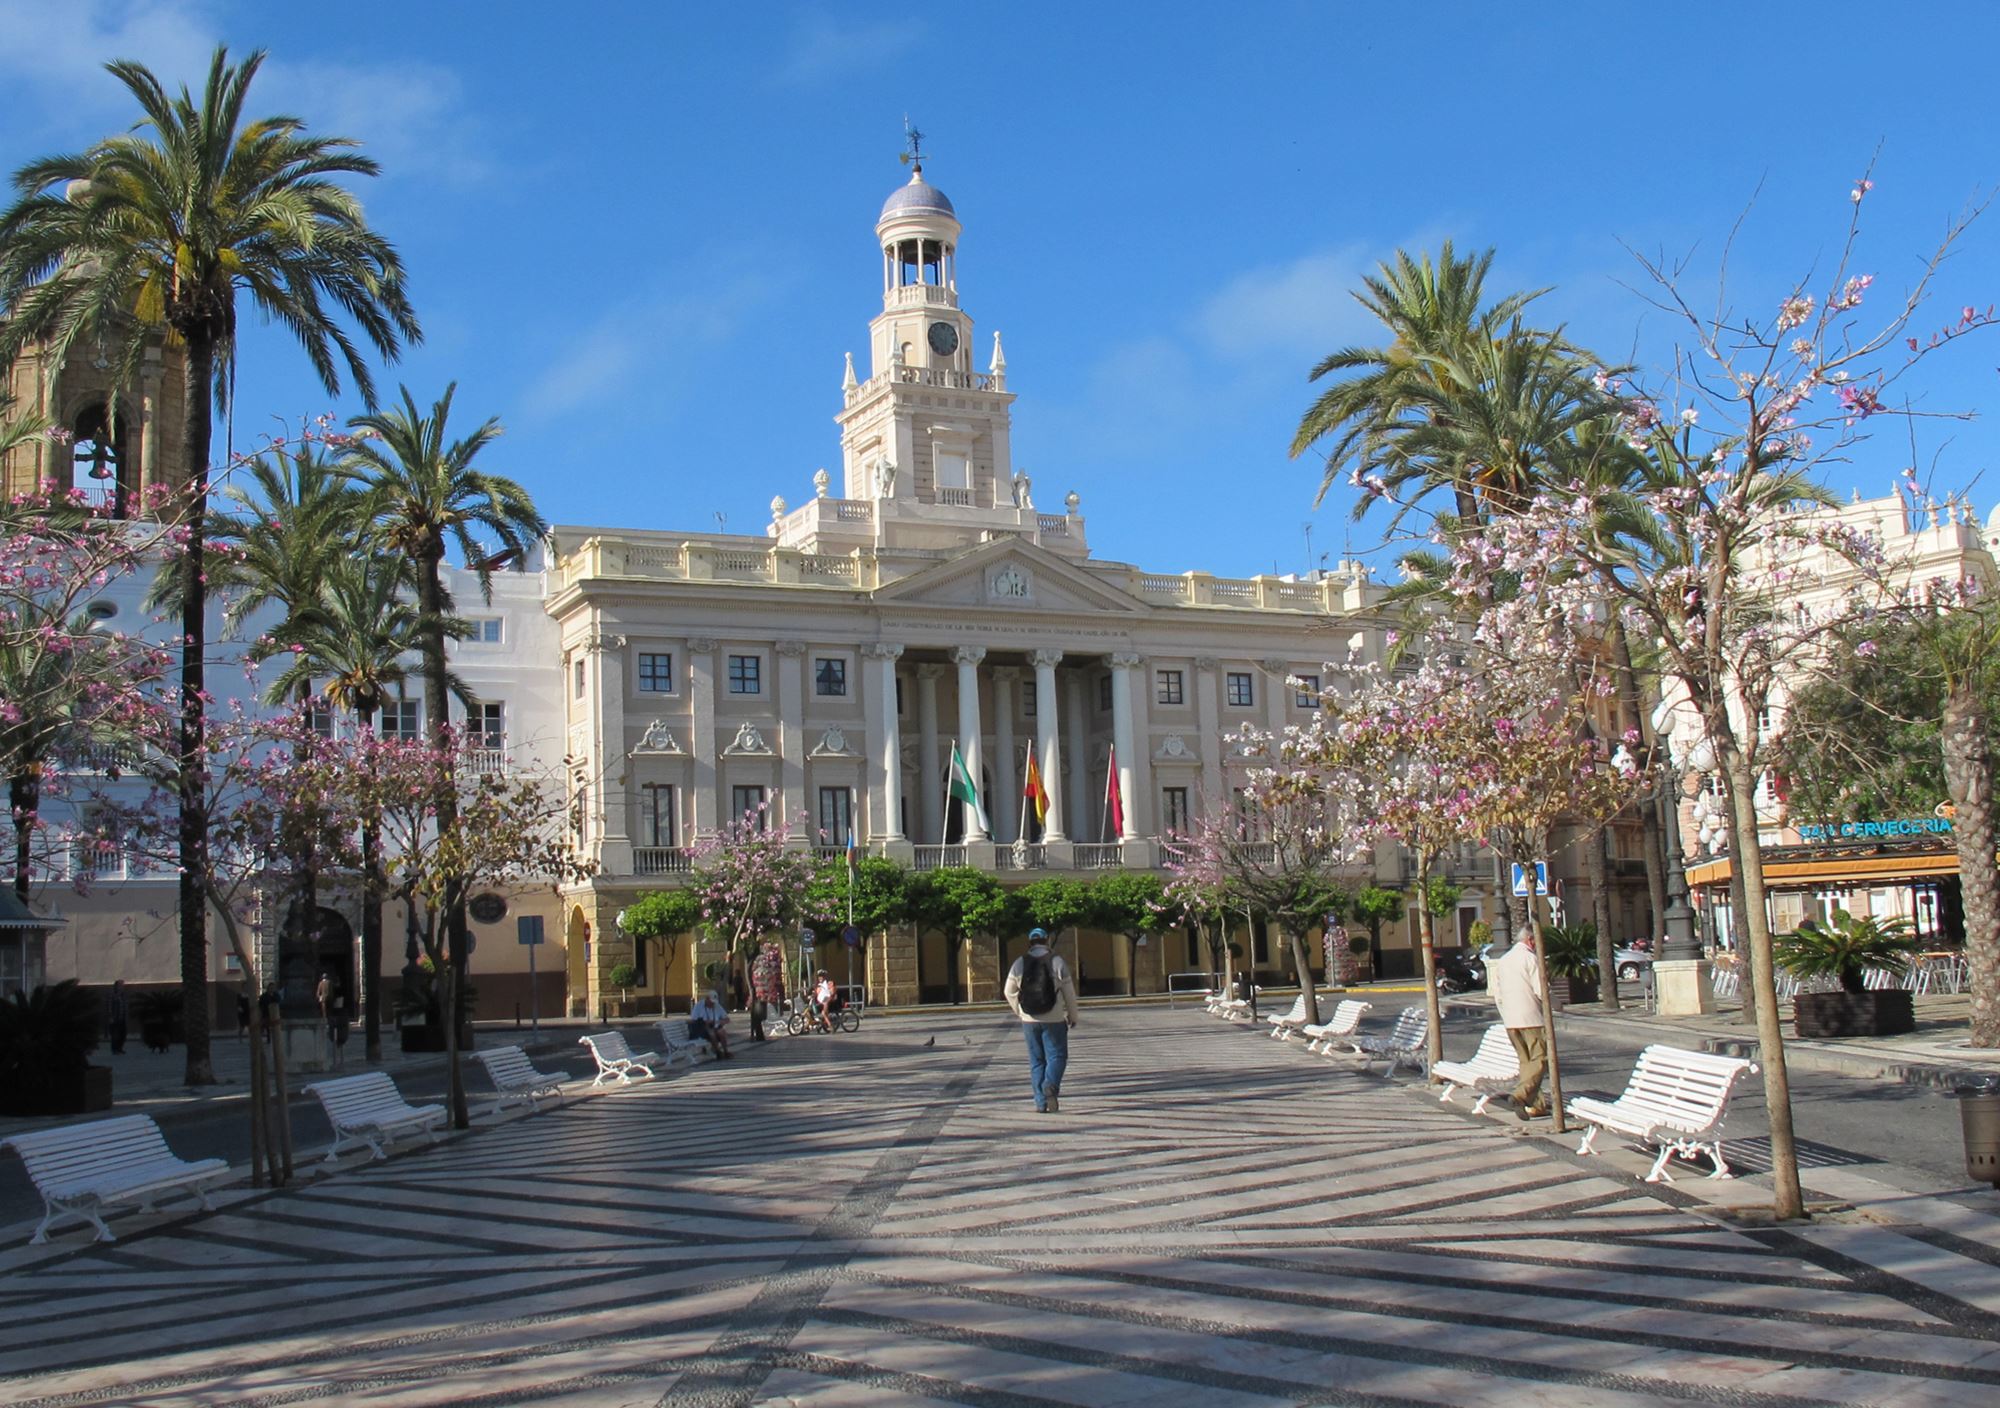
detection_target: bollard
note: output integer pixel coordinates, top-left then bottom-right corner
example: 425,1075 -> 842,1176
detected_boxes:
1960,1090 -> 2000,1189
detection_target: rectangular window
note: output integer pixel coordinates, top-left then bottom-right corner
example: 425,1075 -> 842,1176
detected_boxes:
896,677 -> 905,715
469,617 -> 502,643
637,652 -> 674,693
815,657 -> 847,697
1294,674 -> 1320,709
819,786 -> 854,845
1098,674 -> 1112,711
1162,786 -> 1191,835
304,700 -> 334,738
381,699 -> 421,740
470,701 -> 505,749
727,654 -> 761,695
1156,669 -> 1184,706
1023,681 -> 1036,717
731,785 -> 768,827
641,784 -> 676,848
1226,672 -> 1254,707
573,657 -> 585,699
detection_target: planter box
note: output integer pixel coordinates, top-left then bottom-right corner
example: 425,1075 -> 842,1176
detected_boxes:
1548,975 -> 1598,1009
0,1064 -> 112,1116
1794,989 -> 1915,1038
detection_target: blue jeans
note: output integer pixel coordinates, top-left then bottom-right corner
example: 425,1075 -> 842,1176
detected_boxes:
1023,1022 -> 1069,1108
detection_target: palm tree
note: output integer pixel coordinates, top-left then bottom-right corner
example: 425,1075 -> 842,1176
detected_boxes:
0,47 -> 420,1083
341,384 -> 547,1122
265,558 -> 462,1061
207,441 -> 359,644
1290,242 -> 1549,523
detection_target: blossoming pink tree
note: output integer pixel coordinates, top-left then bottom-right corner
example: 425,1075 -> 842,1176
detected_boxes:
689,805 -> 820,999
1438,174 -> 1994,1218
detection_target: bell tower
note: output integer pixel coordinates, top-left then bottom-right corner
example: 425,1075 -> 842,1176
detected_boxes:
1,325 -> 187,518
837,141 -> 1015,510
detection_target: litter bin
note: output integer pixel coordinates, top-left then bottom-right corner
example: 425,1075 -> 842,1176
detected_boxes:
1961,1089 -> 2000,1189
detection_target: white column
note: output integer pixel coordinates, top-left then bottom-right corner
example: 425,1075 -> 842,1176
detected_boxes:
688,637 -> 717,837
917,664 -> 944,843
863,643 -> 904,841
1194,656 -> 1224,815
593,625 -> 631,875
1064,671 -> 1091,842
992,667 -> 1019,843
1106,653 -> 1141,842
775,640 -> 807,831
1031,650 -> 1066,842
953,645 -> 989,843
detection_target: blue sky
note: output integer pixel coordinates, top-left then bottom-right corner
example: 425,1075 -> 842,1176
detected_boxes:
4,1 -> 1998,578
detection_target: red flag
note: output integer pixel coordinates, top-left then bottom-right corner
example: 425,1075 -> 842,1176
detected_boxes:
1105,744 -> 1124,838
1023,747 -> 1050,826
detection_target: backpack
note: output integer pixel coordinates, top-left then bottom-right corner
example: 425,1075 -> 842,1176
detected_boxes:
1017,951 -> 1059,1016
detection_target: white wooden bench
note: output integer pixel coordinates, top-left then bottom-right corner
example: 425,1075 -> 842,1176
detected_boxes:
1569,1044 -> 1761,1183
1,1115 -> 232,1244
1344,1006 -> 1429,1076
1430,1023 -> 1520,1114
470,1046 -> 568,1110
1264,996 -> 1313,1040
305,1072 -> 447,1165
579,1031 -> 659,1086
1302,999 -> 1373,1053
654,1018 -> 711,1068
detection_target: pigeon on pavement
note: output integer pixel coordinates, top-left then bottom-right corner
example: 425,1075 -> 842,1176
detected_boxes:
923,1035 -> 935,1048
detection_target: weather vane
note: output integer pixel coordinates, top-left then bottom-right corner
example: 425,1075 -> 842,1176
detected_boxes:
899,117 -> 926,175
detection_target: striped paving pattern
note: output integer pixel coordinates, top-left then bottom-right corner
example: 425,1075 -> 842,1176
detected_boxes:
2,1007 -> 1997,1406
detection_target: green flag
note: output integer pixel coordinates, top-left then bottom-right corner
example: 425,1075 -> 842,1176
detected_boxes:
947,740 -> 988,833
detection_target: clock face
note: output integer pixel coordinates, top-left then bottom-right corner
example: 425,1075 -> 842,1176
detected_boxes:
927,320 -> 959,356
468,892 -> 508,924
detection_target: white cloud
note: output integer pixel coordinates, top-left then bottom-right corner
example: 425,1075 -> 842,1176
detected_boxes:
1194,244 -> 1381,362
767,10 -> 920,87
0,2 -> 485,186
0,0 -> 217,109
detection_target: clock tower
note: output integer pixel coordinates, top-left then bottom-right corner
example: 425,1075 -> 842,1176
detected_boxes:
837,157 -> 1016,510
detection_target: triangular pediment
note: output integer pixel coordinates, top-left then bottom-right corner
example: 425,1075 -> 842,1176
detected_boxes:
870,539 -> 1149,615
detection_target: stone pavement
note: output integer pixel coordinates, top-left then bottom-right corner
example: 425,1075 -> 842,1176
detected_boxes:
4,1007 -> 2000,1406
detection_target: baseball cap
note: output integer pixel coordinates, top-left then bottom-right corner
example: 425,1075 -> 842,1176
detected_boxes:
1029,927 -> 1048,940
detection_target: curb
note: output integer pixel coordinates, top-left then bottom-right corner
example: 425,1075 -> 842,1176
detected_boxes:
1547,1006 -> 2000,1092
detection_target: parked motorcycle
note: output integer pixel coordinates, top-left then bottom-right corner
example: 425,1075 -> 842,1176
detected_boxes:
1436,952 -> 1487,994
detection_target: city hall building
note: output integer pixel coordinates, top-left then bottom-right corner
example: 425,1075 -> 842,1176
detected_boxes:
9,163 -> 1669,1021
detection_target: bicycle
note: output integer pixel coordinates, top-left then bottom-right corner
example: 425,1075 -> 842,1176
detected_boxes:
783,996 -> 860,1035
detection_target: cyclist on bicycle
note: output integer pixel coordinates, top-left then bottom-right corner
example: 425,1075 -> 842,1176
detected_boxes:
812,970 -> 839,1033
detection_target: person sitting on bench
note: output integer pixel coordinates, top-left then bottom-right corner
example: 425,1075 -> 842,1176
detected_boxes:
687,990 -> 733,1060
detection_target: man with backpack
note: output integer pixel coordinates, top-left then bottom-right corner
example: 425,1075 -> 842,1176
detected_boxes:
1003,927 -> 1080,1113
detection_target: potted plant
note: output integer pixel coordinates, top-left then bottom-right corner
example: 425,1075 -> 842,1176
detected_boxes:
132,988 -> 184,1053
0,981 -> 112,1115
1540,923 -> 1600,1007
1777,910 -> 1922,1037
607,962 -> 640,1018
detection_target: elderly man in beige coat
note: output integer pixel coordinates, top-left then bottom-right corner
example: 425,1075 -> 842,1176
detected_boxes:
1489,931 -> 1549,1118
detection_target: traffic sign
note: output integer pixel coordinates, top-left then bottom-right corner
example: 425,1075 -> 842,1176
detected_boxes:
1510,862 -> 1550,897
517,915 -> 545,946
799,927 -> 817,949
842,924 -> 862,950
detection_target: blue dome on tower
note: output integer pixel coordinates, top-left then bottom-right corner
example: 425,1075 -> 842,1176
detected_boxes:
880,170 -> 956,221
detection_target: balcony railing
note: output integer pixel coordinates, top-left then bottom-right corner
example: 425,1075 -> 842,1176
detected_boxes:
996,843 -> 1047,871
464,746 -> 507,777
915,845 -> 969,871
634,847 -> 695,876
1074,843 -> 1124,870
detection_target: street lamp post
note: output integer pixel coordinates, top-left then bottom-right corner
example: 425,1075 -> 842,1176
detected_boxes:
1648,693 -> 1718,1016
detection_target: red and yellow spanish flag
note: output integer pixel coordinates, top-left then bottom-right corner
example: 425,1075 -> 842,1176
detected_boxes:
1023,745 -> 1050,827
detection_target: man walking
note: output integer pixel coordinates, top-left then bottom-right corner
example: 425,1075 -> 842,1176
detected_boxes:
106,980 -> 128,1055
1003,928 -> 1079,1113
1490,929 -> 1549,1118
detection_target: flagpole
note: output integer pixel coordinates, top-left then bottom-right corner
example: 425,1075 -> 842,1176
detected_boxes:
1019,742 -> 1031,845
943,738 -> 956,845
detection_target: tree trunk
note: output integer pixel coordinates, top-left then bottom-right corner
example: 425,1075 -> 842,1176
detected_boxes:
1942,683 -> 2000,1047
1522,887 -> 1569,1134
1416,856 -> 1443,1069
1287,927 -> 1319,1025
1719,739 -> 1804,1219
246,988 -> 270,1188
1585,825 -> 1619,1010
416,548 -> 470,1128
362,814 -> 385,1062
175,330 -> 217,1086
11,768 -> 38,902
